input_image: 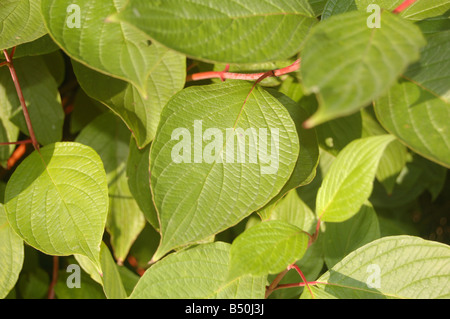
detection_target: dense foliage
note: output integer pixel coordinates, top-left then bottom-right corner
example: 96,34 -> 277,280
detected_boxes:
0,0 -> 449,299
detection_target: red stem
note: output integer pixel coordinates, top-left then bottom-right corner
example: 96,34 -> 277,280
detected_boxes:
0,139 -> 32,146
3,49 -> 39,151
47,256 -> 59,299
393,0 -> 417,14
265,269 -> 289,299
187,59 -> 300,82
288,264 -> 314,299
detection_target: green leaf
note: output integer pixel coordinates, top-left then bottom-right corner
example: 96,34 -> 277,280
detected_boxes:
0,204 -> 24,299
5,142 -> 109,268
301,10 -> 425,127
8,55 -> 65,146
316,135 -> 395,222
115,0 -> 318,64
127,141 -> 159,230
76,113 -> 146,263
370,153 -> 447,207
130,242 -> 266,299
308,0 -> 328,17
302,236 -> 450,299
150,82 -> 300,260
75,242 -> 127,299
374,31 -> 450,168
268,233 -> 324,299
0,0 -> 47,50
362,109 -> 407,194
229,220 -> 309,279
0,66 -> 21,167
295,93 -> 362,156
0,35 -> 59,61
322,0 -> 450,21
41,0 -> 162,95
260,188 -> 316,235
258,89 -> 319,212
323,203 -> 380,268
71,41 -> 186,148
55,269 -> 105,299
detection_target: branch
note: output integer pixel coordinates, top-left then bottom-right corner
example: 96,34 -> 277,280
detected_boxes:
393,0 -> 417,14
187,59 -> 301,82
288,264 -> 314,299
0,139 -> 33,146
47,256 -> 59,299
3,48 -> 40,151
265,269 -> 289,299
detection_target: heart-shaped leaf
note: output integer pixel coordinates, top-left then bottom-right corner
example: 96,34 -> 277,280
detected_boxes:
150,82 -> 299,260
5,142 -> 109,268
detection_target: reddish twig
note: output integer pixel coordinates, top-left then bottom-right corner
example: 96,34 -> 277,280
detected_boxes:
0,139 -> 33,146
265,269 -> 289,299
309,218 -> 321,247
186,59 -> 301,82
393,0 -> 417,14
3,49 -> 39,151
288,264 -> 314,299
47,256 -> 59,299
6,143 -> 29,170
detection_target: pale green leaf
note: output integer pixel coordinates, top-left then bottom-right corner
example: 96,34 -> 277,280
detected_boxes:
0,65 -> 21,167
301,10 -> 425,127
375,31 -> 450,168
0,204 -> 24,299
76,113 -> 146,263
322,0 -> 450,21
5,142 -> 109,268
0,35 -> 59,61
260,189 -> 316,235
115,0 -> 318,64
130,242 -> 266,299
71,42 -> 186,148
362,109 -> 407,194
75,242 -> 127,299
229,220 -> 309,279
127,141 -> 159,230
0,0 -> 47,50
7,55 -> 65,146
258,89 -> 319,212
316,135 -> 395,222
150,82 -> 299,260
41,0 -> 162,95
302,236 -> 450,299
